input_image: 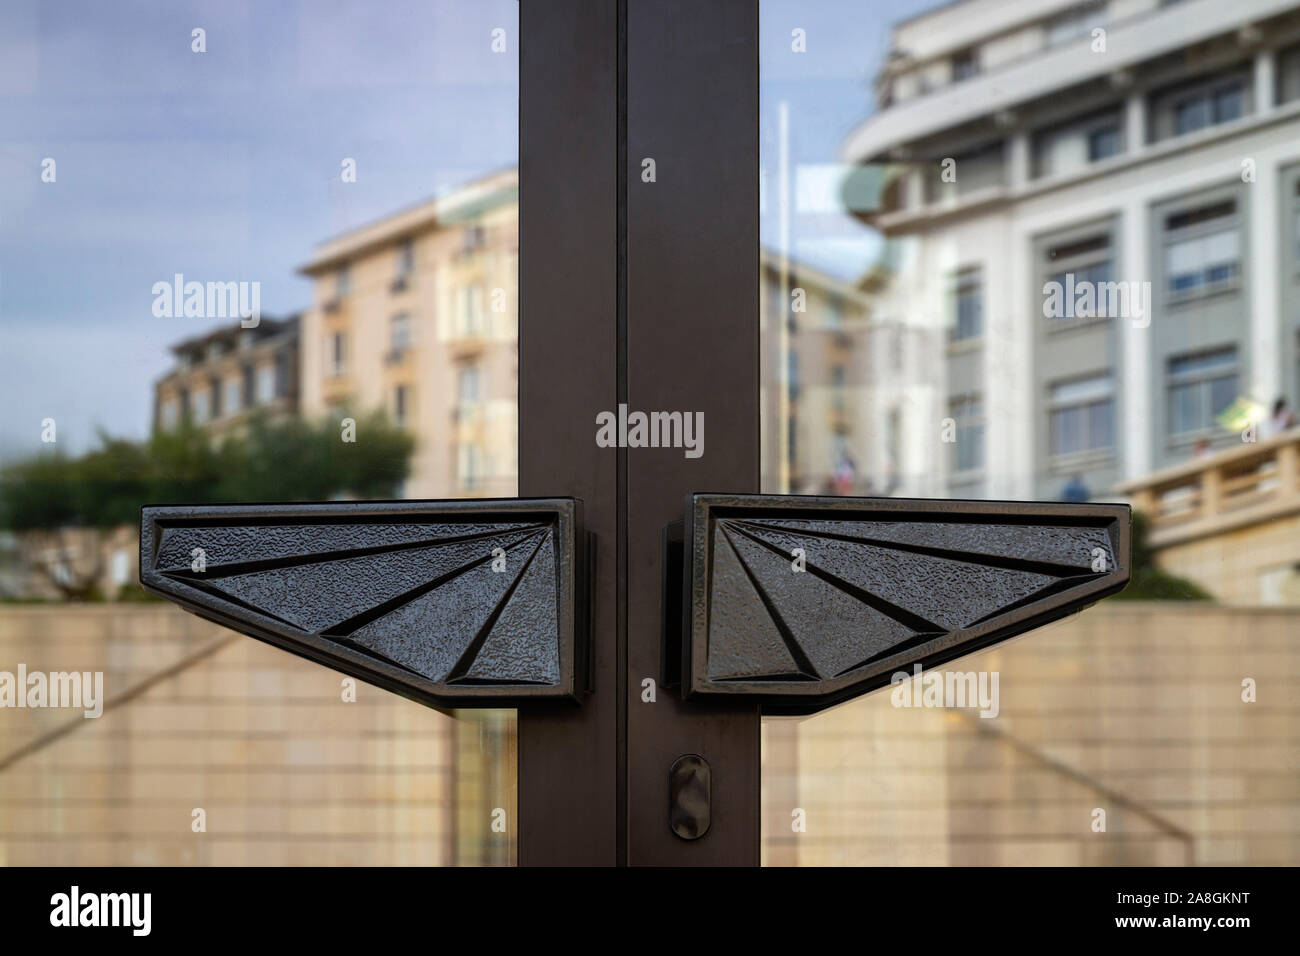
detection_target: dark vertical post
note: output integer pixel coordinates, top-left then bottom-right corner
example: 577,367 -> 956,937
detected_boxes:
625,0 -> 761,864
517,0 -> 622,865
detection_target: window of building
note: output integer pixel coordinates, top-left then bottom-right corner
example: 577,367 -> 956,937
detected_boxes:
1278,42 -> 1300,105
459,364 -> 481,403
336,266 -> 351,297
949,395 -> 985,473
1171,79 -> 1245,136
459,443 -> 483,489
928,141 -> 1004,202
1163,200 -> 1239,296
329,332 -> 347,377
393,384 -> 410,428
391,313 -> 412,353
1033,110 -> 1123,178
209,379 -> 222,419
1167,347 -> 1239,437
396,239 -> 414,277
1044,3 -> 1106,48
951,49 -> 978,83
242,364 -> 255,408
224,377 -> 242,417
1044,233 -> 1113,321
457,284 -> 486,335
161,399 -> 179,430
1087,123 -> 1120,162
826,294 -> 844,330
462,225 -> 486,255
787,349 -> 800,401
1293,179 -> 1300,260
1049,374 -> 1114,457
951,267 -> 983,341
192,389 -> 210,424
256,365 -> 275,404
274,349 -> 290,399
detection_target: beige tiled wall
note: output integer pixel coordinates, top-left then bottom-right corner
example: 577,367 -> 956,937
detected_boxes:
0,606 -> 514,866
763,603 -> 1300,866
3,602 -> 1295,866
1153,512 -> 1300,605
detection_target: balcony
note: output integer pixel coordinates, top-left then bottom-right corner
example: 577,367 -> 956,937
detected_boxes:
844,0 -> 1298,163
1116,427 -> 1300,549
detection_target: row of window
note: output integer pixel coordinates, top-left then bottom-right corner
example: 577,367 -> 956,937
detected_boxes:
388,384 -> 488,490
930,58 -> 1270,206
160,361 -> 284,429
950,196 -> 1243,342
328,226 -> 490,301
387,365 -> 483,428
918,2 -> 1109,96
949,346 -> 1241,473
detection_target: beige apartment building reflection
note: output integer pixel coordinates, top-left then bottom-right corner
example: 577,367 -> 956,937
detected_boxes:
299,168 -> 519,500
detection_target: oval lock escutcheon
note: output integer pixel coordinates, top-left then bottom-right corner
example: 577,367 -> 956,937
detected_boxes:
668,753 -> 711,840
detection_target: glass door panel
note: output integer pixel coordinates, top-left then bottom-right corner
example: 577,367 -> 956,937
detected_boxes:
759,0 -> 1300,866
0,0 -> 518,866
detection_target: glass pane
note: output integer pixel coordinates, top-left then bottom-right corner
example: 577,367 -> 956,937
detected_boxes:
759,0 -> 1300,865
0,0 -> 518,865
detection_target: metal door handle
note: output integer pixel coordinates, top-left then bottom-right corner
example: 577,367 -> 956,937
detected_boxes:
677,494 -> 1130,715
140,493 -> 1129,716
139,499 -> 587,709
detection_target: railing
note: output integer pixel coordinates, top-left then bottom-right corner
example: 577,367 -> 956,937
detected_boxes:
1115,427 -> 1300,546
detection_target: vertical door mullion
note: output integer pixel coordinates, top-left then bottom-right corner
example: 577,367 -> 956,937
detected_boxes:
517,0 -> 622,866
625,0 -> 762,865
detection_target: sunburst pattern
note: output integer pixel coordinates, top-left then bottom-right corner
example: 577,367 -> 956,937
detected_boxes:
689,496 -> 1130,712
140,501 -> 579,706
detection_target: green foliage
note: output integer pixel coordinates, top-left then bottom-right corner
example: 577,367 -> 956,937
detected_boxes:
0,411 -> 415,532
113,583 -> 164,603
1112,510 -> 1213,602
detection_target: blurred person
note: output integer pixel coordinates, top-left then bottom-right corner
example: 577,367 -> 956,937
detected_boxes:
1266,397 -> 1296,438
1060,474 -> 1089,502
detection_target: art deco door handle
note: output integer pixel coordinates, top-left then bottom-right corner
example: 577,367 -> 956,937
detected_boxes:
140,494 -> 1129,716
675,494 -> 1130,715
138,499 -> 587,709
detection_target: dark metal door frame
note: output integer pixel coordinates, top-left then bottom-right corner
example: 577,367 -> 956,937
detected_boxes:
518,0 -> 761,865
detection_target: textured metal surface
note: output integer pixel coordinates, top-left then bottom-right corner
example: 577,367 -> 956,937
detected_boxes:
685,494 -> 1131,714
139,499 -> 583,708
668,754 -> 711,841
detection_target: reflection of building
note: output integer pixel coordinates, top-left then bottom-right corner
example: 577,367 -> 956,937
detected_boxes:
153,317 -> 299,435
1120,425 -> 1300,602
298,169 -> 518,499
845,0 -> 1300,501
760,252 -> 933,495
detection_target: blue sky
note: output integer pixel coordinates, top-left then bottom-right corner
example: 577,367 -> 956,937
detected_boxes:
0,0 -> 937,459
